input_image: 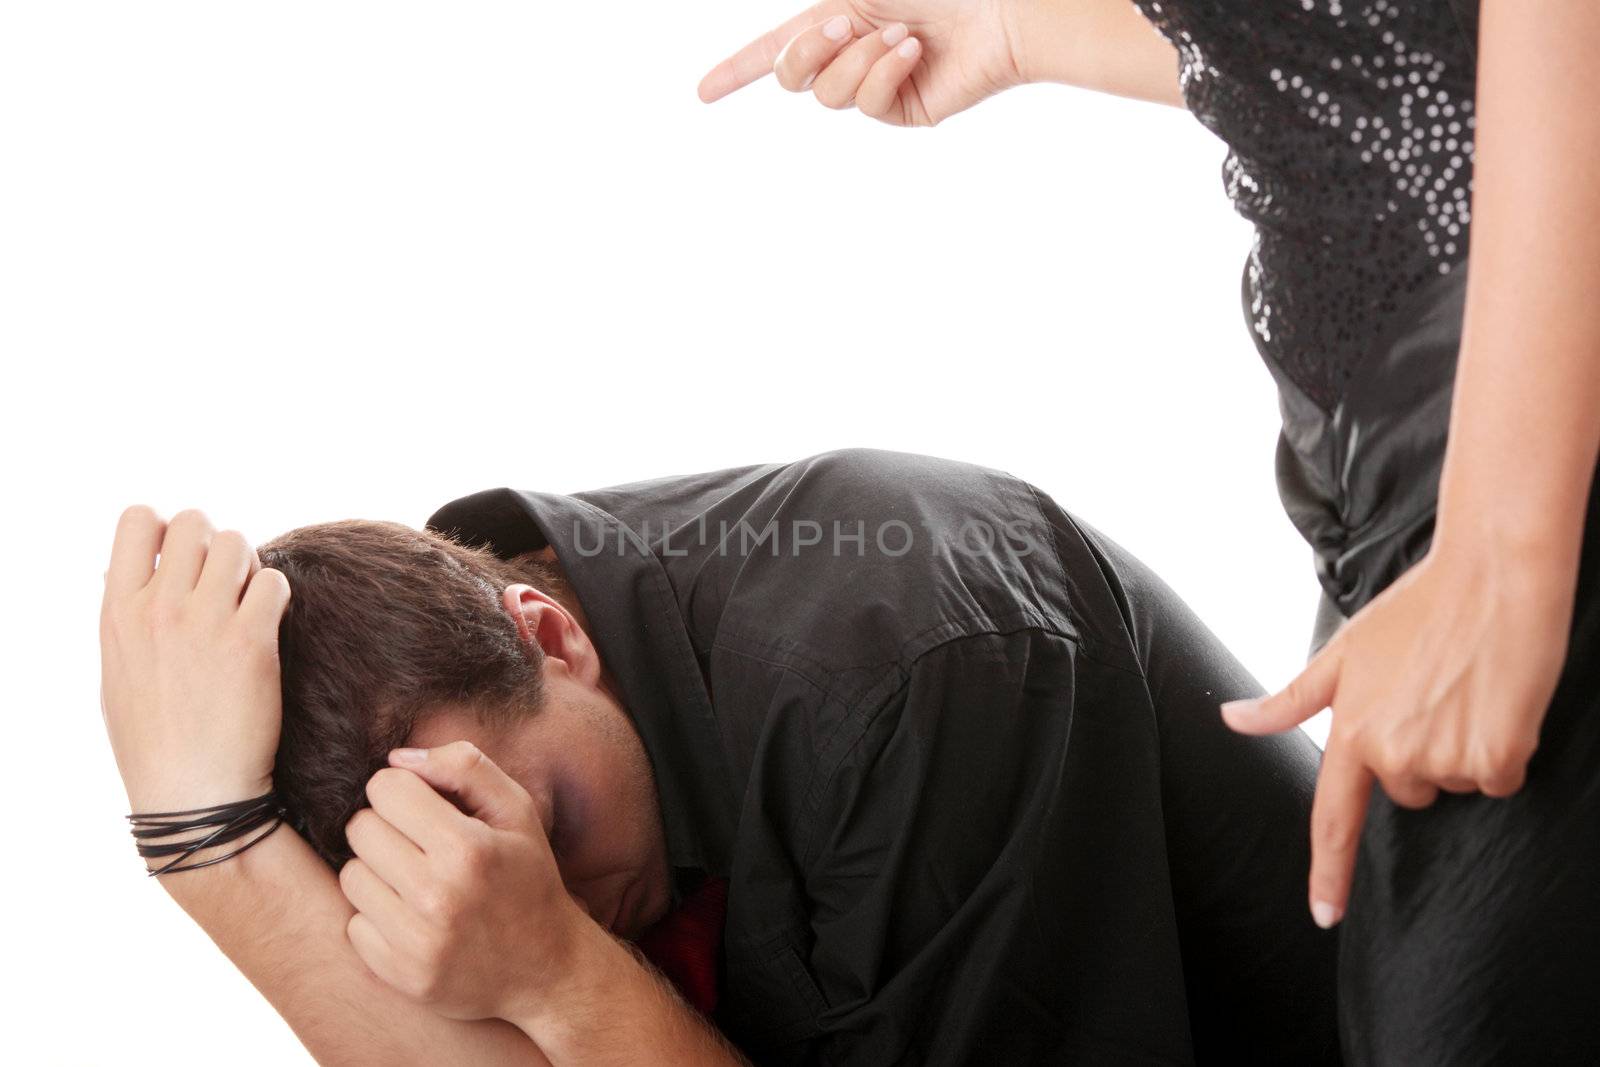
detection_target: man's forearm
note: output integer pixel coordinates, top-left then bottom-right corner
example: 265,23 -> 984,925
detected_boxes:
511,916 -> 750,1067
158,825 -> 553,1066
1009,0 -> 1185,108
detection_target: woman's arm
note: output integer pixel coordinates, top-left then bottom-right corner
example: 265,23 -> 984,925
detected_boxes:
1216,0 -> 1600,925
158,818 -> 554,1066
1011,0 -> 1185,108
1432,0 -> 1600,563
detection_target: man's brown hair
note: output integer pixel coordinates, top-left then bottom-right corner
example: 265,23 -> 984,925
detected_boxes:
257,520 -> 562,868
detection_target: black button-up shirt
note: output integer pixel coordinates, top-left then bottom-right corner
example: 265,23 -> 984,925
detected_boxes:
427,448 -> 1195,1064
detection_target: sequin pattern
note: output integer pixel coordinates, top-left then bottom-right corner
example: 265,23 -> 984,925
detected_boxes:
1131,0 -> 1478,411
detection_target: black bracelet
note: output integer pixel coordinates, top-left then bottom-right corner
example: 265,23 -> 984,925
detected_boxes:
130,793 -> 281,854
127,789 -> 287,877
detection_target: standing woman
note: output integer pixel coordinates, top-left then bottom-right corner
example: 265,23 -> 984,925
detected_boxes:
701,2 -> 1600,1062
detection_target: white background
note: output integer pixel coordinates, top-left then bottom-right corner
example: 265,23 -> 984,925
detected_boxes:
3,2 -> 1328,1063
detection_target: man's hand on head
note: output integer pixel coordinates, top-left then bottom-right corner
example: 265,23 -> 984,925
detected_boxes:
338,741 -> 595,1028
99,505 -> 290,816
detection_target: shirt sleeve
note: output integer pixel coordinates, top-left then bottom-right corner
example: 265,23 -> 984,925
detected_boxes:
764,628 -> 1196,1066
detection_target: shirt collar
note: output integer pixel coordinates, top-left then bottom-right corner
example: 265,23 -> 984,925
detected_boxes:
426,487 -> 737,875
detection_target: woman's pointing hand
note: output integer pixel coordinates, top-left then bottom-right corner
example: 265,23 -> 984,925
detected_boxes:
1218,538 -> 1576,929
697,0 -> 1029,127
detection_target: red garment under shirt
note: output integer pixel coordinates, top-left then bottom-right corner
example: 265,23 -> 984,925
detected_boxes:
634,874 -> 729,1018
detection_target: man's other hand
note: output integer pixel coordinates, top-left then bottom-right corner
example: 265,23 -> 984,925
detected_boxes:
340,741 -> 592,1026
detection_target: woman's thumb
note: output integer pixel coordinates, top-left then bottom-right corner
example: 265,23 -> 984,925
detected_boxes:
1220,644 -> 1342,735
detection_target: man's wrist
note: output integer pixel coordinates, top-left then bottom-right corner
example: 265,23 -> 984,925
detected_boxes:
509,910 -> 740,1066
125,774 -> 280,881
509,911 -> 631,1054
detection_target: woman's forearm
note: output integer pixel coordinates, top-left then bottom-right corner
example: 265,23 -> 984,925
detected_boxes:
1433,0 -> 1600,574
1009,0 -> 1185,107
158,825 -> 553,1066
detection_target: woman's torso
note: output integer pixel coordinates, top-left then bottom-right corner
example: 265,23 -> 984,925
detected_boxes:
1129,0 -> 1483,625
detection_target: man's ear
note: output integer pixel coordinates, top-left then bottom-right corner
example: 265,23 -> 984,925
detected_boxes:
500,583 -> 603,686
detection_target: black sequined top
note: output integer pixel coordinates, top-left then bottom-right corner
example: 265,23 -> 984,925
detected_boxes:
1130,0 -> 1483,629
1132,0 -> 1480,410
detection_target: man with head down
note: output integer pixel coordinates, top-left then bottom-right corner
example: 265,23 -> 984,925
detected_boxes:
100,447 -> 1340,1065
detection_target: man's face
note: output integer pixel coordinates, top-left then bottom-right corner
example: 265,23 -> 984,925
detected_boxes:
404,673 -> 674,941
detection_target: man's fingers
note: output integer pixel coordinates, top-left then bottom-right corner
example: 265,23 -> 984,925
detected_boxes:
366,765 -> 477,855
236,566 -> 291,635
1308,734 -> 1374,928
152,508 -> 215,598
339,857 -> 413,938
1221,639 -> 1343,734
195,529 -> 257,611
105,505 -> 166,598
346,912 -> 405,991
346,805 -> 429,901
388,741 -> 538,834
697,2 -> 840,102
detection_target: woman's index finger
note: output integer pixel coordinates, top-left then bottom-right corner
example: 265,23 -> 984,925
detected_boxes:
697,2 -> 841,103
